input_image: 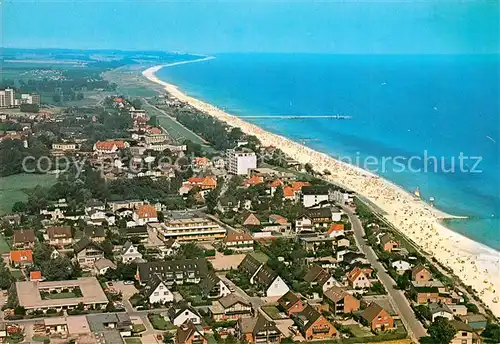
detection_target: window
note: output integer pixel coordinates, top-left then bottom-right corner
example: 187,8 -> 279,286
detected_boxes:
154,292 -> 159,296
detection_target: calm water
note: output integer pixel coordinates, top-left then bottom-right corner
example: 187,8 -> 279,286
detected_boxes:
157,54 -> 500,249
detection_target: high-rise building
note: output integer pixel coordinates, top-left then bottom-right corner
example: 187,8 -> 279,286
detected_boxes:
226,148 -> 257,175
0,88 -> 15,108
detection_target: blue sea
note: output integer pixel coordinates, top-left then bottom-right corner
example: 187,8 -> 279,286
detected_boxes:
156,54 -> 500,250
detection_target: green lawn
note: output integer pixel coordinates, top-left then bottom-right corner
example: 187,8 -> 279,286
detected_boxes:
261,306 -> 282,320
43,292 -> 78,300
132,324 -> 146,333
10,270 -> 24,280
0,235 -> 10,254
31,335 -> 50,342
148,314 -> 175,330
345,324 -> 374,338
124,338 -> 142,344
250,251 -> 269,264
0,173 -> 57,215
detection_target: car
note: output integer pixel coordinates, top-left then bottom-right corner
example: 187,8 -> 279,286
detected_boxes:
124,281 -> 135,285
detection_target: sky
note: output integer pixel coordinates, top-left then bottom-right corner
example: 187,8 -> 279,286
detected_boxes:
2,0 -> 498,54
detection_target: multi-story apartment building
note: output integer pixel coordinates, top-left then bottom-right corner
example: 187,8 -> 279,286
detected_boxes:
152,214 -> 226,242
0,89 -> 15,108
226,148 -> 257,175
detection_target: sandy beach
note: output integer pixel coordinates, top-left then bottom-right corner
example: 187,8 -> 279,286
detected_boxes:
143,60 -> 500,317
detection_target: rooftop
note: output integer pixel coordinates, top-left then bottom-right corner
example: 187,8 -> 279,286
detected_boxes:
16,277 -> 108,309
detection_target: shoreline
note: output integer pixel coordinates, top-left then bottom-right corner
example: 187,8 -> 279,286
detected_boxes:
142,61 -> 500,317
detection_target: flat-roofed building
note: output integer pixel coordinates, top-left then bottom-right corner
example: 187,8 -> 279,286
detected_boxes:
16,277 -> 108,313
153,214 -> 226,242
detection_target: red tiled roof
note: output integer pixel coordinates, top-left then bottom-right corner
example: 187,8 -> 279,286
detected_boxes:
134,205 -> 157,219
95,140 -> 126,151
244,175 -> 264,187
270,179 -> 283,188
291,181 -> 311,192
10,250 -> 33,263
283,186 -> 295,198
347,266 -> 364,282
30,271 -> 42,280
328,223 -> 345,234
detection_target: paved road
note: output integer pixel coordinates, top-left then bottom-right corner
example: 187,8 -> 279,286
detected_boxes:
341,205 -> 427,342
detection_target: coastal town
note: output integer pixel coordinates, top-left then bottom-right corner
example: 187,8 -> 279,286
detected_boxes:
0,72 -> 498,344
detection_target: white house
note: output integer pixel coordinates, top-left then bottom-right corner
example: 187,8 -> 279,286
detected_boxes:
347,267 -> 371,289
121,241 -> 143,263
147,276 -> 174,304
94,258 -> 117,275
167,304 -> 202,326
429,303 -> 454,321
391,260 -> 412,274
132,205 -> 158,226
264,275 -> 290,297
301,186 -> 331,208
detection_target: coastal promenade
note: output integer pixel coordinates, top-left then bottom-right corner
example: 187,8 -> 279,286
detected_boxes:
342,205 -> 427,342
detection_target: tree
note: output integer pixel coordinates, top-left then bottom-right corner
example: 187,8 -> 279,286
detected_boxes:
483,323 -> 500,343
12,202 -> 27,213
427,318 -> 457,344
0,261 -> 15,290
271,186 -> 283,210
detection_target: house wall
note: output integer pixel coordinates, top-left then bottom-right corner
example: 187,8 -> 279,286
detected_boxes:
351,274 -> 371,289
370,310 -> 394,331
413,269 -> 432,282
265,276 -> 290,297
304,317 -> 336,341
451,331 -> 477,344
149,284 -> 174,304
172,311 -> 201,327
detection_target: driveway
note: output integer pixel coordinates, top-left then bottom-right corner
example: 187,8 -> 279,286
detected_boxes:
341,205 -> 427,342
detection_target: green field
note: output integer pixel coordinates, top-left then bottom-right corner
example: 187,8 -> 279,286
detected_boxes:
0,173 -> 57,214
0,236 -> 10,254
43,292 -> 79,300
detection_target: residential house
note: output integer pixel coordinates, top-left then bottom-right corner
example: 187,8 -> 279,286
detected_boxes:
243,175 -> 264,188
411,264 -> 432,282
121,226 -> 149,242
108,200 -> 144,212
449,320 -> 482,344
135,259 -> 208,285
146,275 -> 174,304
242,212 -> 261,227
267,214 -> 291,233
121,241 -> 143,263
30,271 -> 43,282
303,265 -> 338,292
167,303 -> 202,326
224,229 -> 254,252
175,320 -> 207,344
9,250 -> 33,268
323,287 -> 360,316
239,254 -> 290,297
237,315 -> 281,344
217,196 -> 240,214
93,258 -> 116,276
428,302 -> 454,321
361,302 -> 394,332
84,227 -> 106,243
132,204 -> 158,226
448,304 -> 468,317
327,223 -> 345,238
347,266 -> 372,289
73,237 -> 105,268
391,260 -> 412,274
380,233 -> 399,252
293,305 -> 338,341
46,226 -> 73,247
12,229 -> 36,249
210,293 -> 253,322
200,271 -> 231,299
277,291 -> 305,316
410,280 -> 450,304
300,185 -> 332,208
93,140 -> 128,154
459,314 -> 488,331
